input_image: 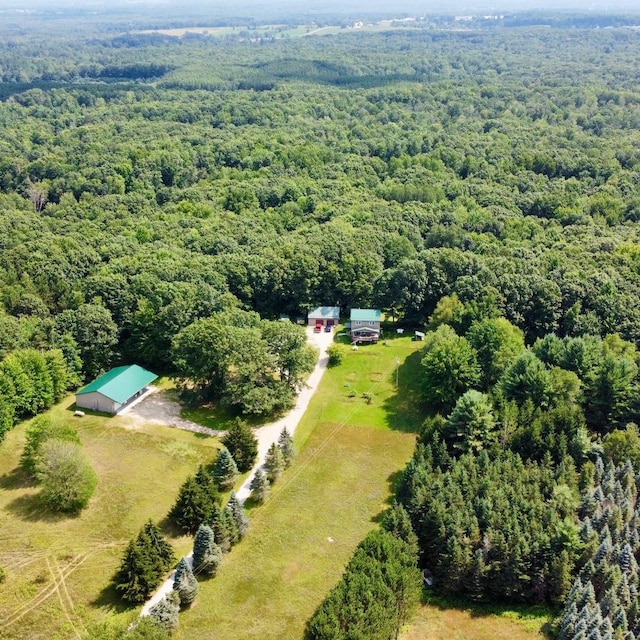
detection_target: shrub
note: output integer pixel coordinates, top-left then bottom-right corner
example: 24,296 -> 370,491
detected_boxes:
35,438 -> 97,512
327,343 -> 345,367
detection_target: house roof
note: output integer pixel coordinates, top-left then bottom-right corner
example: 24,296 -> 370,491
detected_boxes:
308,306 -> 340,320
350,308 -> 381,322
77,365 -> 157,403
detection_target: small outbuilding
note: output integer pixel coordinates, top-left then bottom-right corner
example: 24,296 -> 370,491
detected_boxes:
307,306 -> 340,327
75,364 -> 157,414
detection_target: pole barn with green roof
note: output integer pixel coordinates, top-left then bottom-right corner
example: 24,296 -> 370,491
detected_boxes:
75,365 -> 157,414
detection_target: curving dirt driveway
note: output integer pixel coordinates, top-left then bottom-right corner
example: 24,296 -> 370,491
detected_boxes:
140,325 -> 334,617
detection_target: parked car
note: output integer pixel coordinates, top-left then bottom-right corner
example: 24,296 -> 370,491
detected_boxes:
324,324 -> 332,332
314,324 -> 322,333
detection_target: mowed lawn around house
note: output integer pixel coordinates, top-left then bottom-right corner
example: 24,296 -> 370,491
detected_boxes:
0,401 -> 220,640
174,336 -> 424,640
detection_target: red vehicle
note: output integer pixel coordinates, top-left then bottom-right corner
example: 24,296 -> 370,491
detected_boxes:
314,322 -> 322,333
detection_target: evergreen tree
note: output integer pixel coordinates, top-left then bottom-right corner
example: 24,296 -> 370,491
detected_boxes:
227,492 -> 250,539
249,469 -> 270,503
221,419 -> 258,472
173,557 -> 199,606
264,442 -> 285,484
444,390 -> 496,455
208,503 -> 232,552
381,502 -> 418,555
212,448 -> 239,490
114,522 -> 175,603
192,524 -> 222,576
278,426 -> 295,468
148,591 -> 180,633
168,467 -> 218,534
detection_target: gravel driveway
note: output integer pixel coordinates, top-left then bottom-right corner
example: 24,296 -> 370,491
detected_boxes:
125,390 -> 222,436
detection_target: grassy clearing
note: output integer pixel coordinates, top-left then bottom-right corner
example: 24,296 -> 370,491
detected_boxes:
401,592 -> 553,640
0,399 -> 220,640
175,424 -> 416,639
0,336 -> 548,639
174,337 -> 423,638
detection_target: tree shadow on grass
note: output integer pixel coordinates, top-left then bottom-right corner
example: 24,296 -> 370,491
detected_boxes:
370,469 -> 406,523
157,515 -> 185,540
92,581 -> 137,613
0,465 -> 36,490
382,349 -> 425,433
4,492 -> 78,523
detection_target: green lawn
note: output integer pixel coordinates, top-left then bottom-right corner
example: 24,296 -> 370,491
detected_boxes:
401,593 -> 553,640
0,400 -> 220,640
174,337 -> 423,639
0,337 -> 549,639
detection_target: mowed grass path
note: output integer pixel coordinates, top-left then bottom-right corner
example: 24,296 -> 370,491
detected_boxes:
175,335 -> 423,639
0,403 -> 219,640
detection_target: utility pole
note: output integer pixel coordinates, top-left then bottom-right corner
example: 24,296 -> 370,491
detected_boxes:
396,358 -> 400,387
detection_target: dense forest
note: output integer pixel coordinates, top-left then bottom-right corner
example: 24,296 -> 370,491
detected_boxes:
2,5 -> 640,638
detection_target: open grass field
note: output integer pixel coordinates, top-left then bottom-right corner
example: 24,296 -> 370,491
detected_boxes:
401,593 -> 553,640
0,401 -> 220,640
0,335 -> 550,639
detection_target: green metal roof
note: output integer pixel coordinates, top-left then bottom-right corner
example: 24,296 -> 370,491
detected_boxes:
350,308 -> 381,322
77,365 -> 157,403
308,306 -> 340,320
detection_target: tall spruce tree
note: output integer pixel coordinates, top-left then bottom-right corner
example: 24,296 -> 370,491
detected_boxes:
212,448 -> 239,490
221,419 -> 258,472
192,524 -> 222,576
173,557 -> 199,606
169,465 -> 219,534
278,427 -> 295,468
148,591 -> 180,633
264,442 -> 285,484
208,503 -> 233,552
227,492 -> 250,539
249,469 -> 270,503
114,521 -> 175,603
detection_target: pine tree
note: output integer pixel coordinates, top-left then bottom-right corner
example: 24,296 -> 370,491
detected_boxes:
212,448 -> 239,491
173,557 -> 199,606
222,504 -> 239,548
227,492 -> 250,539
249,469 -> 270,503
168,472 -> 217,535
278,427 -> 295,468
114,522 -> 175,603
221,419 -> 258,472
148,591 -> 180,633
264,442 -> 285,484
380,502 -> 418,555
192,524 -> 222,576
194,464 -> 219,499
208,503 -> 232,553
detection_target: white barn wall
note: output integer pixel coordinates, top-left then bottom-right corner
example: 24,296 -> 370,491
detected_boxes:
75,392 -> 118,414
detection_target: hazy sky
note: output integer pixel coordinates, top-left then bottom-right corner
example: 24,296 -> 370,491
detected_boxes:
4,0 -> 640,10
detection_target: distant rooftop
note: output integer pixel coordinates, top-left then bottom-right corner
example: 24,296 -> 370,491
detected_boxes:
350,308 -> 381,322
77,365 -> 157,403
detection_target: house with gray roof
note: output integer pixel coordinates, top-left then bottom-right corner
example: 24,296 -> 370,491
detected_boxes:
75,364 -> 157,414
350,308 -> 382,343
307,306 -> 340,326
